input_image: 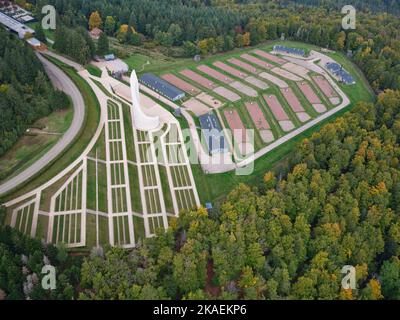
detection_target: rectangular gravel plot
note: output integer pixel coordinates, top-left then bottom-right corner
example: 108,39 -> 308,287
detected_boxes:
229,81 -> 258,97
213,86 -> 241,102
161,73 -> 201,95
223,109 -> 247,142
312,75 -> 338,98
263,94 -> 290,121
297,82 -> 321,104
197,65 -> 233,84
180,69 -> 216,89
213,61 -> 248,79
259,72 -> 288,88
244,76 -> 269,90
228,58 -> 258,74
245,102 -> 270,130
252,49 -> 286,64
281,87 -> 305,113
241,54 -> 273,69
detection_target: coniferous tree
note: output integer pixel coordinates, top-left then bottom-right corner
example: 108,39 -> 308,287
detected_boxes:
97,32 -> 109,55
35,23 -> 46,43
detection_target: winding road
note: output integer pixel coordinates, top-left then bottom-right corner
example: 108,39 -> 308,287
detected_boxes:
0,53 -> 85,196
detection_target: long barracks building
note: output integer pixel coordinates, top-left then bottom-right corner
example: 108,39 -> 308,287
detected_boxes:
139,73 -> 185,101
0,11 -> 34,38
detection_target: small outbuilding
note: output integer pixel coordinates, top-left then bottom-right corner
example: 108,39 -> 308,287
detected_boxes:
89,27 -> 103,40
198,113 -> 228,154
104,54 -> 116,61
26,37 -> 46,51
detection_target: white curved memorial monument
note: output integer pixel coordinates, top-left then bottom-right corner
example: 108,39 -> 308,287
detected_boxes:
130,70 -> 160,131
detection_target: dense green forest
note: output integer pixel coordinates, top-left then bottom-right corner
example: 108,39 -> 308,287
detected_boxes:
0,207 -> 82,299
53,26 -> 96,64
0,29 -> 69,157
286,0 -> 397,14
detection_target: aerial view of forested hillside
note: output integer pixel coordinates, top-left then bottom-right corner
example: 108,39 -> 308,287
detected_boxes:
0,28 -> 68,157
1,0 -> 400,306
67,90 -> 400,300
35,0 -> 400,92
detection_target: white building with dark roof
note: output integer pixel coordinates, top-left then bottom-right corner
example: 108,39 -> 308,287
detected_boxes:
0,11 -> 34,38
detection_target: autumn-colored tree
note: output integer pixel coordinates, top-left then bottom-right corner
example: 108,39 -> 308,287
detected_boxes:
104,16 -> 116,35
263,172 -> 277,189
336,31 -> 346,50
117,24 -> 135,42
198,39 -> 208,56
89,11 -> 103,30
242,32 -> 251,46
235,33 -> 244,47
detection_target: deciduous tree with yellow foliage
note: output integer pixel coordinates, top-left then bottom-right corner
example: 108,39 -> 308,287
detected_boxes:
89,11 -> 103,30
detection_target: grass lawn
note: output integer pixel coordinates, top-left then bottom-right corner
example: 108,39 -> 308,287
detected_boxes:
133,215 -> 145,243
35,215 -> 48,240
159,165 -> 174,213
91,78 -> 112,97
87,64 -> 102,78
88,128 -> 106,161
1,56 -> 101,202
87,160 -> 108,213
121,103 -> 136,162
123,51 -> 192,76
0,105 -> 73,183
26,22 -> 55,42
128,164 -> 142,212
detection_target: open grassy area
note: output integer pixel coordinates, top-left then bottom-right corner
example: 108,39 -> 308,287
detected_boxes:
87,64 -> 102,78
88,128 -> 106,161
0,105 -> 73,183
26,22 -> 55,42
122,49 -> 191,76
35,215 -> 48,241
121,103 -> 136,162
158,165 -> 174,213
87,160 -> 108,212
128,164 -> 142,212
132,215 -> 145,243
1,57 -> 101,202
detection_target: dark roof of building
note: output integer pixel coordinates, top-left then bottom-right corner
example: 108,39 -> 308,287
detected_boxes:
205,202 -> 213,210
274,45 -> 305,56
140,73 -> 185,100
326,62 -> 342,72
0,11 -> 35,35
326,62 -> 355,84
199,113 -> 222,132
199,113 -> 227,153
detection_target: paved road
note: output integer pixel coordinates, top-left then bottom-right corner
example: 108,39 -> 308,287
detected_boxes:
43,50 -> 84,71
0,53 -> 85,196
